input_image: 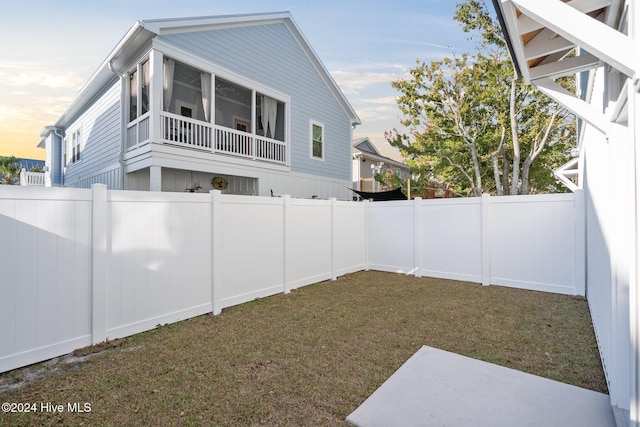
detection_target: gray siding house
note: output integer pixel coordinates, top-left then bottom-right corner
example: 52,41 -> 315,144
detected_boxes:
38,12 -> 361,199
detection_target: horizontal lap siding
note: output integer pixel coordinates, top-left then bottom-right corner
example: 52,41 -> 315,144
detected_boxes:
159,23 -> 352,181
64,80 -> 121,189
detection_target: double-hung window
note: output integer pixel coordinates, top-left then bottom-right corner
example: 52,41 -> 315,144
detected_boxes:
72,130 -> 81,163
64,130 -> 81,167
129,59 -> 150,122
310,120 -> 324,160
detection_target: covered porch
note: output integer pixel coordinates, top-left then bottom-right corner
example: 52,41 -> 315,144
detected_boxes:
124,50 -> 289,168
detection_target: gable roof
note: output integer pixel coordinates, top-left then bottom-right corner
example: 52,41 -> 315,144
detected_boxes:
50,12 -> 360,130
352,137 -> 409,171
353,137 -> 381,156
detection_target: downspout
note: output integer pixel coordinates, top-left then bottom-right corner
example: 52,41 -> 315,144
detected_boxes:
51,127 -> 64,187
109,60 -> 127,190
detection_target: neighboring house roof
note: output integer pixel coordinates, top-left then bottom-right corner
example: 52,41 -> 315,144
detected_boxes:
352,137 -> 409,171
18,158 -> 45,171
46,12 -> 360,135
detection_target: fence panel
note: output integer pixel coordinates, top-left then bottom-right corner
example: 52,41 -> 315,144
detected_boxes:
489,194 -> 578,294
0,186 -> 583,374
419,198 -> 483,282
216,195 -> 286,309
367,201 -> 416,273
334,200 -> 367,276
286,199 -> 333,289
107,191 -> 213,339
0,187 -> 93,373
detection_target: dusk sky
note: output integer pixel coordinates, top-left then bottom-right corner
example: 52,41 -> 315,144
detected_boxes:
0,0 -> 480,160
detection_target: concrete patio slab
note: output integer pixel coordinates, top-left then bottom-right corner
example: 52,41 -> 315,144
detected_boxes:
347,346 -> 615,427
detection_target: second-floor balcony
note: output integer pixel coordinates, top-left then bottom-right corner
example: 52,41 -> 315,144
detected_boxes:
125,53 -> 288,166
126,112 -> 287,165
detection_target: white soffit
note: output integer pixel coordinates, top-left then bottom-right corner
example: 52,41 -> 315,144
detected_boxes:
496,0 -> 629,83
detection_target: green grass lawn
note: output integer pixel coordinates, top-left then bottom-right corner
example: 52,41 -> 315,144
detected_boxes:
0,271 -> 606,426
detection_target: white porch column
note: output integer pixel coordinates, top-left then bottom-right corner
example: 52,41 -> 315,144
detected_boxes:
150,49 -> 163,144
150,165 -> 162,191
251,90 -> 256,160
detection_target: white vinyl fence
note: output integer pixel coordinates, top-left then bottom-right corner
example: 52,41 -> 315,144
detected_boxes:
367,192 -> 584,295
0,186 -> 583,373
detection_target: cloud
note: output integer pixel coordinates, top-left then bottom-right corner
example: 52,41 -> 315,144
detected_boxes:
0,60 -> 85,89
329,62 -> 410,96
0,94 -> 71,132
332,70 -> 401,93
0,105 -> 23,123
368,38 -> 454,50
0,70 -> 83,89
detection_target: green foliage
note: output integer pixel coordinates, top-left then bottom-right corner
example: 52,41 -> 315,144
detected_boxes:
0,156 -> 20,185
374,169 -> 406,192
387,0 -> 575,196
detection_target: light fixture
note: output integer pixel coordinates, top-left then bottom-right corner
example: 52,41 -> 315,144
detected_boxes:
185,171 -> 202,192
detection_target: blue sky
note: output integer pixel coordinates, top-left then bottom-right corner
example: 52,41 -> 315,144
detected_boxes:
0,0 -> 479,159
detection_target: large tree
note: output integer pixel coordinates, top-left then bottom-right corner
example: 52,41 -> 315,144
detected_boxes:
387,0 -> 575,196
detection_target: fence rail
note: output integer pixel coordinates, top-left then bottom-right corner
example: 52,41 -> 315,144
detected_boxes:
0,186 -> 583,374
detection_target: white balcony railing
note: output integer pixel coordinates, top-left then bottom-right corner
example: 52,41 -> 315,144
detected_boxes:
125,111 -> 288,165
161,112 -> 212,150
156,111 -> 287,165
126,114 -> 150,150
20,169 -> 45,186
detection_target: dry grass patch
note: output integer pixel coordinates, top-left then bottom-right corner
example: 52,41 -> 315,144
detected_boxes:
0,271 -> 606,426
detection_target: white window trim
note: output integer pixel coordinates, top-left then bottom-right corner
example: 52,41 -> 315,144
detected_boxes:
127,56 -> 151,124
64,128 -> 82,168
63,135 -> 70,169
72,129 -> 82,164
309,120 -> 325,161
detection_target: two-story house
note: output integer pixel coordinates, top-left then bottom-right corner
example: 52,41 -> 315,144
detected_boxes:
352,137 -> 411,192
37,12 -> 361,199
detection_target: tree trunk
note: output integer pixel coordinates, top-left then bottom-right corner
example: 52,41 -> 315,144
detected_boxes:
492,127 -> 506,196
521,109 -> 559,195
502,150 -> 510,195
470,143 -> 483,196
509,76 -> 520,195
492,150 -> 503,196
521,155 -> 532,194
